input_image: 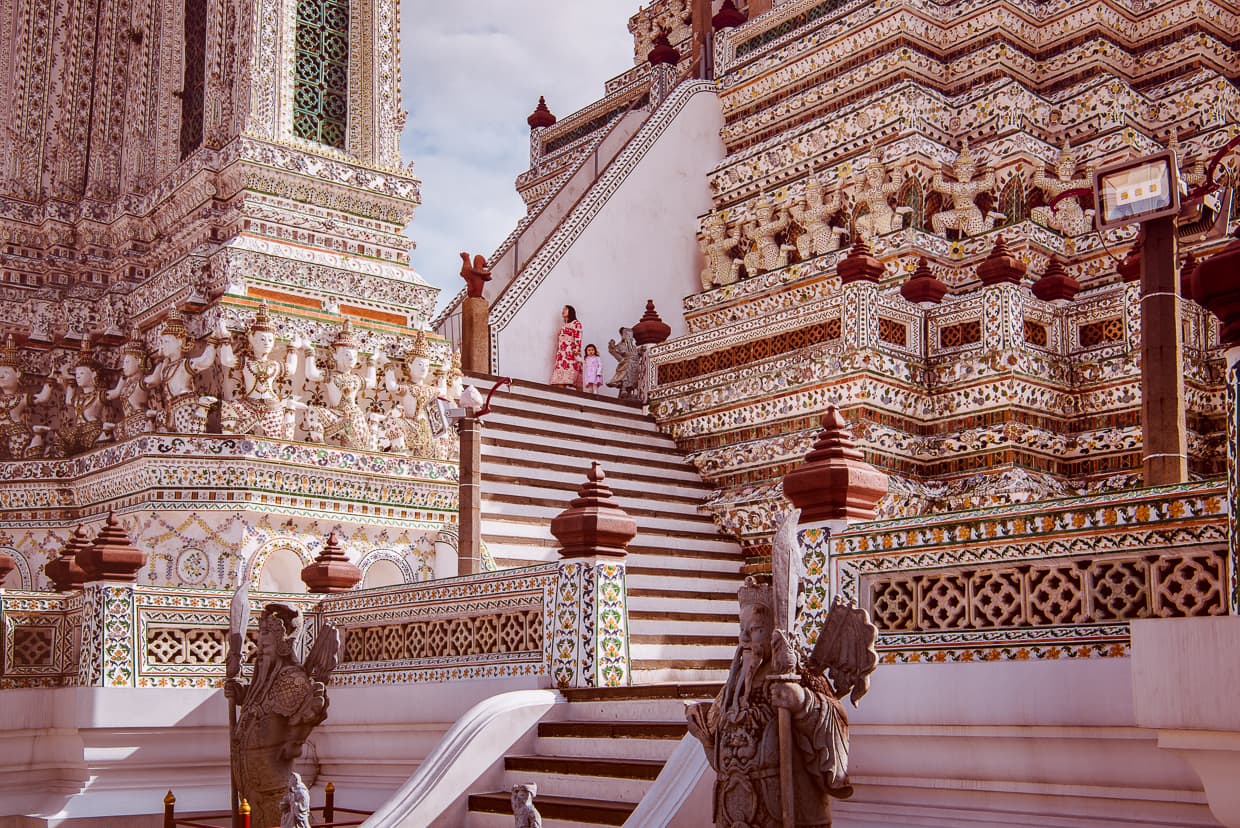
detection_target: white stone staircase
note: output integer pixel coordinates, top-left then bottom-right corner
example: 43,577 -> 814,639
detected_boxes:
465,685 -> 717,827
473,376 -> 742,684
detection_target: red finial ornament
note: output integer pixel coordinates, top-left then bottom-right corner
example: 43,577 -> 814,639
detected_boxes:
47,525 -> 91,591
550,463 -> 637,558
632,300 -> 671,345
900,257 -> 948,306
837,236 -> 885,284
1031,256 -> 1080,304
976,235 -> 1027,286
78,513 -> 148,582
647,32 -> 680,66
783,407 -> 889,528
527,96 -> 556,130
301,531 -> 363,593
713,0 -> 747,29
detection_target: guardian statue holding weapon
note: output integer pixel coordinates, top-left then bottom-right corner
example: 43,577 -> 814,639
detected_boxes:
686,509 -> 878,827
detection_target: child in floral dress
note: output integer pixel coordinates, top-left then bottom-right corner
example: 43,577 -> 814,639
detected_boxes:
583,344 -> 603,394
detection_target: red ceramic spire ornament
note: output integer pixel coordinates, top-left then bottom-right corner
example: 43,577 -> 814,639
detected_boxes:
783,406 -> 889,528
1031,256 -> 1080,304
976,235 -> 1027,286
647,32 -> 680,66
900,257 -> 948,307
79,512 -> 148,582
527,96 -> 556,130
836,236 -> 885,285
632,300 -> 672,345
550,463 -> 637,558
47,524 -> 91,591
301,531 -> 362,593
713,0 -> 747,29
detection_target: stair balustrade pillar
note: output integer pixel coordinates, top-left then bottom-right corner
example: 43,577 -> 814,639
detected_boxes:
549,463 -> 637,688
458,414 -> 483,576
782,407 -> 888,642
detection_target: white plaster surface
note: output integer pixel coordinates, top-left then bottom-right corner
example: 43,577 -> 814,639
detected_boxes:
492,85 -> 724,387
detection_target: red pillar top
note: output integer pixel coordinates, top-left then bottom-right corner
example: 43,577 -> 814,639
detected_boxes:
647,33 -> 680,66
783,407 -> 889,529
550,463 -> 637,558
301,532 -> 363,593
1031,255 -> 1081,304
901,257 -> 948,306
527,96 -> 556,130
713,0 -> 747,29
976,235 -> 1027,286
48,524 -> 91,591
632,300 -> 672,345
79,512 -> 148,583
837,236 -> 885,285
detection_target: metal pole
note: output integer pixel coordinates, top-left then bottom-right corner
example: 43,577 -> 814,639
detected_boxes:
1139,214 -> 1188,485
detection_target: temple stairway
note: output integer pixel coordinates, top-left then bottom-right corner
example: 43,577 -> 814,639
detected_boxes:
472,376 -> 743,684
464,684 -> 717,827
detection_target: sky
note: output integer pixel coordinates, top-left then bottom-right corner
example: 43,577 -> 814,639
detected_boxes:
398,2 -> 639,314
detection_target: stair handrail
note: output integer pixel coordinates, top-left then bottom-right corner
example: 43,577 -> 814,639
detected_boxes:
360,689 -> 563,828
621,733 -> 712,827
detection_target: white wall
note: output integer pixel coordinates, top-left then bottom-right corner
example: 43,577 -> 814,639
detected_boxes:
491,84 -> 723,389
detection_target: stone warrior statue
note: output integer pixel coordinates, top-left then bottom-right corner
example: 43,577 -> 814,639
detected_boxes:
931,139 -> 1004,237
742,199 -> 796,276
0,334 -> 48,458
686,510 -> 878,827
217,302 -> 304,440
144,309 -> 217,434
607,327 -> 643,402
280,771 -> 312,828
225,601 -> 341,828
698,213 -> 744,290
790,178 -> 847,259
511,783 -> 543,828
1031,139 -> 1095,237
53,339 -> 111,456
302,319 -> 380,450
850,152 -> 909,239
106,328 -> 156,440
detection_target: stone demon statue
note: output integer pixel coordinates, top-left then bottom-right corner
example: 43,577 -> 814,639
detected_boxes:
225,593 -> 341,828
686,509 -> 878,827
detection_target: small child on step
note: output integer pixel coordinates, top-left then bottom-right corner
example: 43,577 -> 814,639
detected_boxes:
583,343 -> 603,395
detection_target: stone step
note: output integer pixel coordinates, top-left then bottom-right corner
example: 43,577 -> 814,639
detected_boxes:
483,440 -> 703,481
480,527 -> 742,559
630,641 -> 738,661
467,791 -> 633,826
480,498 -> 718,533
482,419 -> 684,460
481,471 -> 709,504
485,395 -> 664,434
631,665 -> 731,684
626,571 -> 739,594
468,374 -> 648,413
481,453 -> 709,489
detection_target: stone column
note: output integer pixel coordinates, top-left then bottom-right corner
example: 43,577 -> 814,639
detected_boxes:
458,415 -> 484,576
1193,236 -> 1240,610
1140,215 -> 1188,485
460,298 -> 489,375
73,514 -> 148,686
782,407 -> 888,642
549,463 -> 637,688
837,238 -> 886,351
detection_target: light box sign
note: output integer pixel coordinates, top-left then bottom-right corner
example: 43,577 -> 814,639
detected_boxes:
1092,150 -> 1181,230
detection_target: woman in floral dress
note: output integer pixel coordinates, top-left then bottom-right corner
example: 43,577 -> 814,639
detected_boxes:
550,305 -> 583,390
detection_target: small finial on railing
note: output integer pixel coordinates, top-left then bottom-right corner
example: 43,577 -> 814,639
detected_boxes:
163,790 -> 176,828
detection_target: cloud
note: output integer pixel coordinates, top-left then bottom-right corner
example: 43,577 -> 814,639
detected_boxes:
398,1 -> 637,313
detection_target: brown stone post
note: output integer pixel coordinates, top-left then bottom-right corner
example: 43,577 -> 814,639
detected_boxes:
458,415 -> 483,577
78,513 -> 148,583
460,297 -> 489,375
1140,215 -> 1188,485
549,463 -> 637,687
301,532 -> 362,593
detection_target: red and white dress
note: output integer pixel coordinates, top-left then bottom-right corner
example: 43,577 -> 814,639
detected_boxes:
550,320 -> 583,389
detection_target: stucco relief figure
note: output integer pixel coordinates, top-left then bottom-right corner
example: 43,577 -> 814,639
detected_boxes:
698,213 -> 744,290
0,335 -> 47,458
384,329 -> 437,456
931,140 -> 1003,237
53,341 -> 111,456
742,200 -> 796,275
279,772 -> 311,828
106,329 -> 155,440
303,320 -> 379,450
226,603 -> 340,828
686,511 -> 878,828
1031,140 -> 1096,237
850,154 -> 909,238
512,783 -> 542,828
790,178 -> 847,258
144,310 -> 217,434
607,327 -> 643,402
217,303 -> 303,440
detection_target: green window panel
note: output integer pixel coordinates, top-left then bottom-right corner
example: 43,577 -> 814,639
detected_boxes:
293,0 -> 348,149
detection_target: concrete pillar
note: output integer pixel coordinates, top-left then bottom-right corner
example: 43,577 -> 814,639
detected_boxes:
1140,215 -> 1188,485
460,296 -> 489,375
458,415 -> 483,576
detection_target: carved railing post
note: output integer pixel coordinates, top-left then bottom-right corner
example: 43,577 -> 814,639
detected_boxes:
782,407 -> 888,642
74,514 -> 146,686
837,237 -> 886,352
549,463 -> 636,688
